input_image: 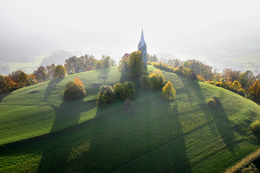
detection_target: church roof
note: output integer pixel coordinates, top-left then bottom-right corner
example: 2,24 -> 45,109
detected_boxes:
139,29 -> 146,46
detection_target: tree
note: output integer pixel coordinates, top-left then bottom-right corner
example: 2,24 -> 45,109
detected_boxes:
95,60 -> 103,69
3,76 -> 16,92
239,70 -> 255,91
63,77 -> 86,100
86,66 -> 93,71
33,66 -> 47,82
127,51 -> 146,76
46,64 -> 56,80
148,73 -> 159,89
53,65 -> 66,78
162,81 -> 176,100
18,71 -> 29,88
248,81 -> 260,100
28,74 -> 37,85
153,69 -> 165,88
101,55 -> 110,68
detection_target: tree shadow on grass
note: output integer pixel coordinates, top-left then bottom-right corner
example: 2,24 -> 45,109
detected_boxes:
36,98 -> 96,172
98,68 -> 110,83
209,100 -> 237,153
0,93 -> 10,103
44,77 -> 63,102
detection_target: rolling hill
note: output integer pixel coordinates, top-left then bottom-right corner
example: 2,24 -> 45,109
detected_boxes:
1,65 -> 260,172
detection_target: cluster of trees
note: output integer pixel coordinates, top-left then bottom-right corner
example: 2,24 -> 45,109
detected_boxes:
65,55 -> 116,75
0,70 -> 37,94
148,60 -> 260,101
0,53 -> 116,96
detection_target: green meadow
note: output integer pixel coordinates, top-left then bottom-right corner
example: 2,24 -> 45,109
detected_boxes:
1,66 -> 260,172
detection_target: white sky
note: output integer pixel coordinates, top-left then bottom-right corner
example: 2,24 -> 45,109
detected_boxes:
1,0 -> 260,61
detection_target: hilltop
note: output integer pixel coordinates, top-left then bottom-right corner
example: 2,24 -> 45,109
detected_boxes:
1,65 -> 260,172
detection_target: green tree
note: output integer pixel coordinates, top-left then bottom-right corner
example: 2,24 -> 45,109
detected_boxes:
162,81 -> 176,100
33,66 -> 48,82
127,51 -> 146,76
53,65 -> 66,78
101,55 -> 110,68
239,70 -> 255,91
95,60 -> 103,69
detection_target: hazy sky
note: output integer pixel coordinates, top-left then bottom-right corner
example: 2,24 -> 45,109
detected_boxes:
1,0 -> 260,60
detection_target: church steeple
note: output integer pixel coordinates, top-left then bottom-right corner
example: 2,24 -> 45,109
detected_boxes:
138,29 -> 147,65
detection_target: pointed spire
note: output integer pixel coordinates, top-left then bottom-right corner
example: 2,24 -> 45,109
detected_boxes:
140,29 -> 145,46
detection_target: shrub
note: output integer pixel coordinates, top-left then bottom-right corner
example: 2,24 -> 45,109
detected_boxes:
153,69 -> 165,88
162,81 -> 176,100
148,73 -> 159,89
113,83 -> 123,94
120,81 -> 136,100
96,85 -> 115,105
215,82 -> 223,87
210,81 -> 215,85
251,120 -> 260,133
63,78 -> 86,100
197,75 -> 205,82
207,98 -> 217,108
123,99 -> 135,115
207,95 -> 220,108
240,163 -> 259,173
139,74 -> 149,89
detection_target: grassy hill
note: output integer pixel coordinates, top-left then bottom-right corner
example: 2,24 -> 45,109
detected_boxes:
1,66 -> 260,172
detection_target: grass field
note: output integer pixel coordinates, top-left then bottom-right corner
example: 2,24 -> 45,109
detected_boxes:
1,66 -> 260,172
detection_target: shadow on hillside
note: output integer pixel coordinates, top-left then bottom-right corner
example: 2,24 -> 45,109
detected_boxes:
48,89 -> 192,172
98,68 -> 110,83
44,77 -> 63,102
0,93 -> 10,103
36,98 -> 96,172
180,77 -> 219,135
209,104 -> 237,152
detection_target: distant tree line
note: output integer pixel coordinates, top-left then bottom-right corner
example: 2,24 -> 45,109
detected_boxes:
147,59 -> 260,102
0,54 -> 116,95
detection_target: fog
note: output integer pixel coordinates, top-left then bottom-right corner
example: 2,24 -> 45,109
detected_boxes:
1,0 -> 260,74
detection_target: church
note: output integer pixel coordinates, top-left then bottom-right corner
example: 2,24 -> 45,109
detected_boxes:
122,29 -> 147,65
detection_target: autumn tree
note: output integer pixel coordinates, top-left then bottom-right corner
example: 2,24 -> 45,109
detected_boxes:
162,81 -> 176,100
248,81 -> 260,100
127,51 -> 146,76
28,74 -> 37,85
3,76 -> 16,93
86,66 -> 93,71
18,71 -> 29,88
53,65 -> 66,78
63,77 -> 86,100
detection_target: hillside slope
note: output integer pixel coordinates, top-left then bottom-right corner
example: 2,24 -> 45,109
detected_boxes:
1,66 -> 260,172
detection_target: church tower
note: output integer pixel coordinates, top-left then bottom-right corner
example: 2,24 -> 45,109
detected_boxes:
138,29 -> 147,65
